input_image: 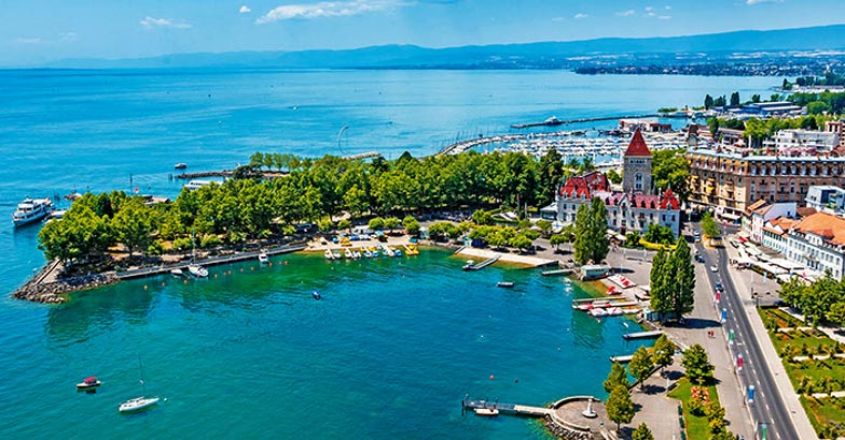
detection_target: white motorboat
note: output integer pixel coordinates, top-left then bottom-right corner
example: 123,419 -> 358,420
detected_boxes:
12,197 -> 53,227
324,249 -> 334,260
119,396 -> 160,413
332,250 -> 341,259
170,268 -> 184,277
344,249 -> 353,259
258,252 -> 270,264
76,376 -> 102,390
188,264 -> 208,278
174,162 -> 188,170
474,408 -> 499,416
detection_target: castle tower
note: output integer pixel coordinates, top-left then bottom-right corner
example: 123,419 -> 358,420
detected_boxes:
622,129 -> 652,194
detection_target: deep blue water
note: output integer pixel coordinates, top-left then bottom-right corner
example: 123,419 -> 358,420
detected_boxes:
0,69 -> 778,438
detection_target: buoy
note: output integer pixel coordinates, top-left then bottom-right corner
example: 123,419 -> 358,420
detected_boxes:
489,374 -> 495,381
143,285 -> 148,290
284,261 -> 288,266
183,280 -> 188,285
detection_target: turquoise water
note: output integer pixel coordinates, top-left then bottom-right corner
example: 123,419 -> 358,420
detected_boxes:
1,250 -> 648,438
0,69 -> 779,437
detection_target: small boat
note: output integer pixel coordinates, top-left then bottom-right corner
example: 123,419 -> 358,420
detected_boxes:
170,268 -> 183,277
474,408 -> 499,416
258,252 -> 270,264
497,281 -> 515,288
76,376 -> 102,390
344,249 -> 353,259
174,163 -> 188,170
332,250 -> 341,259
187,264 -> 208,278
312,291 -> 322,300
363,250 -> 373,258
324,249 -> 335,260
590,308 -> 608,317
352,251 -> 362,259
12,197 -> 53,227
119,396 -> 160,413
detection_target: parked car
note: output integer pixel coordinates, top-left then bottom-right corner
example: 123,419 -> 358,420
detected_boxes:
710,265 -> 719,273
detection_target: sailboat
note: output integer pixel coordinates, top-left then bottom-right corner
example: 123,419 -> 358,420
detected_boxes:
118,357 -> 160,414
187,230 -> 208,278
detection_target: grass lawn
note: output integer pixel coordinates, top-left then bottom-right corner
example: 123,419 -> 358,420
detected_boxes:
668,377 -> 720,440
758,307 -> 845,437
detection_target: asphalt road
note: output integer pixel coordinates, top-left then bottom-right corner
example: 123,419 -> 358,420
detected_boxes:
696,241 -> 800,440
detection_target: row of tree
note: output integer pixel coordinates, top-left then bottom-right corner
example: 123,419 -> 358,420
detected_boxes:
40,150 -> 571,265
780,275 -> 845,327
649,238 -> 695,322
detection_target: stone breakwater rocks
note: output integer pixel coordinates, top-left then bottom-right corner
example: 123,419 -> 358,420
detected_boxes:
543,416 -> 598,440
13,270 -> 118,304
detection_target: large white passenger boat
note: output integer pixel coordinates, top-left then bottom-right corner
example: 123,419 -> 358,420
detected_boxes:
12,198 -> 53,227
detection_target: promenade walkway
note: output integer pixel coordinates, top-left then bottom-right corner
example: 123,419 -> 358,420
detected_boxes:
456,247 -> 556,268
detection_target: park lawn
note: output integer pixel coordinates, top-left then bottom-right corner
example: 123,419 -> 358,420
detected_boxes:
668,377 -> 721,440
758,307 -> 845,437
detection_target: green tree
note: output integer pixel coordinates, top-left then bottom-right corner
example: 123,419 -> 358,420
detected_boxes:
402,216 -> 421,236
384,216 -> 401,232
704,94 -> 714,110
651,334 -> 676,373
629,346 -> 655,389
472,209 -> 494,226
111,199 -> 153,258
606,168 -> 623,184
730,91 -> 741,107
317,218 -> 335,233
669,238 -> 696,318
604,362 -> 630,393
538,148 -> 565,206
606,385 -> 635,432
536,219 -> 552,237
631,423 -> 655,440
651,149 -> 691,202
751,94 -> 761,103
509,234 -> 533,252
574,197 -> 609,264
343,184 -> 369,219
573,204 -> 591,264
337,219 -> 352,231
650,250 -> 670,316
368,217 -> 385,231
682,344 -> 714,385
700,212 -> 720,240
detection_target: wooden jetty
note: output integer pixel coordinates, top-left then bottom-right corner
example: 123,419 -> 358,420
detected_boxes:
117,243 -> 306,280
463,256 -> 499,271
541,268 -> 574,277
609,354 -> 634,363
461,398 -> 552,418
623,330 -> 663,340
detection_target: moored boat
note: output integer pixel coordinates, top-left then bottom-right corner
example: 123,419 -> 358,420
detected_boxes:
258,252 -> 270,264
312,290 -> 322,300
188,264 -> 208,278
76,376 -> 102,390
324,249 -> 334,260
473,408 -> 499,416
12,197 -> 53,227
174,162 -> 188,170
119,396 -> 160,413
170,268 -> 183,277
497,281 -> 515,288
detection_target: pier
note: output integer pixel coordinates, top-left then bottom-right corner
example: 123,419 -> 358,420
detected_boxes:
541,268 -> 574,277
510,113 -> 659,129
461,399 -> 552,417
117,243 -> 306,280
622,330 -> 663,340
463,256 -> 499,271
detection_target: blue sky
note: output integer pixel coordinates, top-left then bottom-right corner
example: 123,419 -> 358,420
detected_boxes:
1,0 -> 844,66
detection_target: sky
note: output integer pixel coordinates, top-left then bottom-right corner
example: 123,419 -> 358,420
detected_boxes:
1,0 -> 845,66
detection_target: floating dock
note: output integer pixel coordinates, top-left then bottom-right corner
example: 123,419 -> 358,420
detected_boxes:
461,398 -> 552,417
622,330 -> 663,340
463,256 -> 499,271
541,268 -> 574,277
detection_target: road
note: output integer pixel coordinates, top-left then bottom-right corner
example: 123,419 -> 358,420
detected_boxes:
697,240 -> 800,440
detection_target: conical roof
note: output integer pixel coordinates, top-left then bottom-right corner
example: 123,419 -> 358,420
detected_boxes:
625,129 -> 651,157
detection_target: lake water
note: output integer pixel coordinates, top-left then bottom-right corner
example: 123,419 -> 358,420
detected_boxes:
0,69 -> 777,438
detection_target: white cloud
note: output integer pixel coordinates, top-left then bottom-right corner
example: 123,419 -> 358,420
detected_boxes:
616,9 -> 635,17
573,12 -> 588,19
551,16 -> 566,22
257,0 -> 399,24
239,5 -> 252,13
665,5 -> 672,10
644,6 -> 654,12
59,32 -> 78,42
657,15 -> 671,20
746,0 -> 782,4
140,16 -> 192,29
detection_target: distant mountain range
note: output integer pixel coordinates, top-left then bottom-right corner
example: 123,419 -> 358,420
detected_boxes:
49,24 -> 845,70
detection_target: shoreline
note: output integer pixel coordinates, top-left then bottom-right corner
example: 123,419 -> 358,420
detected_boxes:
11,241 -> 306,304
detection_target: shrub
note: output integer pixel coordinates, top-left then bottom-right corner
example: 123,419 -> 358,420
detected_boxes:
200,234 -> 222,248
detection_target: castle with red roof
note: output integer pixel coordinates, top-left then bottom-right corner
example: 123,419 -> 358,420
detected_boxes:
551,129 -> 682,236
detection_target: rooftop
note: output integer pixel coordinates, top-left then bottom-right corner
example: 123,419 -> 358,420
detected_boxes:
624,129 -> 651,157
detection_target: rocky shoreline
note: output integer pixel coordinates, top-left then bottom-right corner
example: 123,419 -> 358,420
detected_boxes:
12,261 -> 118,304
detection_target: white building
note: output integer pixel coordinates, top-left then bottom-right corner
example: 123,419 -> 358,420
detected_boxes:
784,212 -> 845,279
805,185 -> 845,214
764,129 -> 841,153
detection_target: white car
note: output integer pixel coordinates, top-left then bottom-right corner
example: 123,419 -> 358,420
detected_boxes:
710,265 -> 719,273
